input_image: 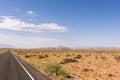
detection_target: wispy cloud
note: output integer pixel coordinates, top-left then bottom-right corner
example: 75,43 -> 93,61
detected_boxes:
0,33 -> 58,48
25,10 -> 37,16
0,16 -> 67,32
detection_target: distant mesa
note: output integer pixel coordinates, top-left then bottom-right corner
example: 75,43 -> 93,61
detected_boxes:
0,45 -> 71,50
0,44 -> 15,48
30,46 -> 71,50
56,46 -> 71,50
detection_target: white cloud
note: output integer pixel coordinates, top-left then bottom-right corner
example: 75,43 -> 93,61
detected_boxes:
0,34 -> 58,48
25,10 -> 36,16
0,16 -> 67,32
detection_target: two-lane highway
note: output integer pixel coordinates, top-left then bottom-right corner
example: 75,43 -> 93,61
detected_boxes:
0,51 -> 52,80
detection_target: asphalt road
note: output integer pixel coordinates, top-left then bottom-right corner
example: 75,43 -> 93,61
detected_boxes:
0,51 -> 52,80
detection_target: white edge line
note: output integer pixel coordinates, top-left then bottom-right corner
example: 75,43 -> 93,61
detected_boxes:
13,55 -> 35,80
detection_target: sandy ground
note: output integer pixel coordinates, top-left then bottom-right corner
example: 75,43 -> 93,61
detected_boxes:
13,49 -> 120,80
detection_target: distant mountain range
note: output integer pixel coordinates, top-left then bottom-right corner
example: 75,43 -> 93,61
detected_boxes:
15,46 -> 71,50
56,46 -> 71,50
0,45 -> 71,50
32,46 -> 71,50
0,44 -> 15,48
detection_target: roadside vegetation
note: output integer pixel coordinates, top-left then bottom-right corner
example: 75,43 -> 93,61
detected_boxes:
43,61 -> 69,79
12,49 -> 120,80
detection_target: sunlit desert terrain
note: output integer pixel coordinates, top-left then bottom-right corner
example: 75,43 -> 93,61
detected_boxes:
13,49 -> 120,80
0,48 -> 8,54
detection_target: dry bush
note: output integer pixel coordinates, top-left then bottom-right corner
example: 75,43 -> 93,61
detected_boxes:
39,54 -> 49,59
114,55 -> 120,61
61,58 -> 78,64
74,54 -> 82,59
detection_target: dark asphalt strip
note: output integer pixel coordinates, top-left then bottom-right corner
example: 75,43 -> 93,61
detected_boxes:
0,52 -> 52,80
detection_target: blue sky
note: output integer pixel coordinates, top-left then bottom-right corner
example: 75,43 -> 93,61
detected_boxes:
0,0 -> 120,48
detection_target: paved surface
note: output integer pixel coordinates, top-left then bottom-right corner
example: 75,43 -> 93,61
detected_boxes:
0,51 -> 52,80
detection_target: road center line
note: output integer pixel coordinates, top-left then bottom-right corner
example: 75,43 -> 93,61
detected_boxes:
13,54 -> 35,80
